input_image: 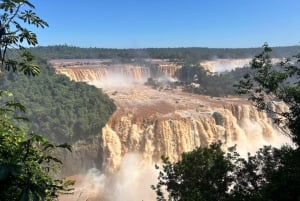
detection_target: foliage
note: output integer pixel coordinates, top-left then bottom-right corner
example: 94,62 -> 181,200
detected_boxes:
0,60 -> 116,142
236,43 -> 300,145
152,142 -> 241,201
0,90 -> 74,201
0,1 -> 75,200
234,43 -> 300,201
0,0 -> 48,76
29,45 -> 299,62
176,64 -> 252,97
230,145 -> 300,201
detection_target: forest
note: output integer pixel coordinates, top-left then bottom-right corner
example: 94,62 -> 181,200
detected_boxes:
0,57 -> 116,143
30,44 -> 299,61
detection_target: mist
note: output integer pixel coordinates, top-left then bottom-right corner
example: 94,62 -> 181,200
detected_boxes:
200,58 -> 283,73
229,118 -> 292,158
88,73 -> 146,89
200,59 -> 252,73
61,153 -> 158,201
60,120 -> 292,201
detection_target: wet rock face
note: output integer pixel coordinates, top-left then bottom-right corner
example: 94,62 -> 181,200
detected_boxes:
101,87 -> 289,172
50,59 -> 180,84
59,134 -> 103,176
55,65 -> 150,82
53,59 -> 290,174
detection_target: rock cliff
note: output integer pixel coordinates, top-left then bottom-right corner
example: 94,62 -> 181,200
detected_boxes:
53,59 -> 290,201
101,87 -> 289,171
51,59 -> 290,172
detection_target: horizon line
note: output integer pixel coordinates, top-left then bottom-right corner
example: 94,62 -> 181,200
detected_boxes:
32,44 -> 299,50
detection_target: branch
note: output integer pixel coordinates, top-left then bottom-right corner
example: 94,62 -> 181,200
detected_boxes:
1,44 -> 8,67
4,3 -> 22,26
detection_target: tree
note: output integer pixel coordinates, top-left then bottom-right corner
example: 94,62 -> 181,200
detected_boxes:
0,1 -> 74,200
236,43 -> 300,145
153,44 -> 300,201
234,43 -> 300,201
0,91 -> 74,201
152,142 -> 238,201
0,0 -> 48,76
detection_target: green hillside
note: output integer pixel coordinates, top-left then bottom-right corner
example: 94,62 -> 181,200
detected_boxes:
0,58 -> 116,143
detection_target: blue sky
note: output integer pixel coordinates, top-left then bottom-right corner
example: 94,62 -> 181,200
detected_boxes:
30,0 -> 300,48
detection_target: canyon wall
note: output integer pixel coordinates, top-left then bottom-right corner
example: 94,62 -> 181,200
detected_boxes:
55,65 -> 150,82
154,64 -> 181,78
51,59 -> 180,83
101,88 -> 289,172
51,59 -> 290,173
59,86 -> 290,201
53,59 -> 291,201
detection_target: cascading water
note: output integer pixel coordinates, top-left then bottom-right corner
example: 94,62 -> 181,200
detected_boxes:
53,59 -> 291,201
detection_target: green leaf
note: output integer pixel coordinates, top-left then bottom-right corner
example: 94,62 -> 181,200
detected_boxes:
0,164 -> 22,181
19,63 -> 40,76
32,192 -> 39,201
4,59 -> 18,72
0,166 -> 9,181
13,116 -> 30,122
5,101 -> 26,112
43,143 -> 54,151
23,0 -> 35,8
56,143 -> 72,152
20,188 -> 29,201
45,155 -> 62,164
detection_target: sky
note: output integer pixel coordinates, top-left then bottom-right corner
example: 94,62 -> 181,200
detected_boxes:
29,0 -> 300,48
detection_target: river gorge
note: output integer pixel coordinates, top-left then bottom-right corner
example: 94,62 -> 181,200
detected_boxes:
51,59 -> 290,201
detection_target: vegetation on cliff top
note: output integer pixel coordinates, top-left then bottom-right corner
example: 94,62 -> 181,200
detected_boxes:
177,64 -> 253,97
0,59 -> 116,142
30,45 -> 299,61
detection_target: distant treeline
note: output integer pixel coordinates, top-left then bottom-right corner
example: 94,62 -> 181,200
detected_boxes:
30,45 -> 300,62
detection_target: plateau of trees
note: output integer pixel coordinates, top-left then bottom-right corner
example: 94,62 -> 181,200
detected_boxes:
29,45 -> 299,62
152,44 -> 300,201
0,63 -> 116,142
